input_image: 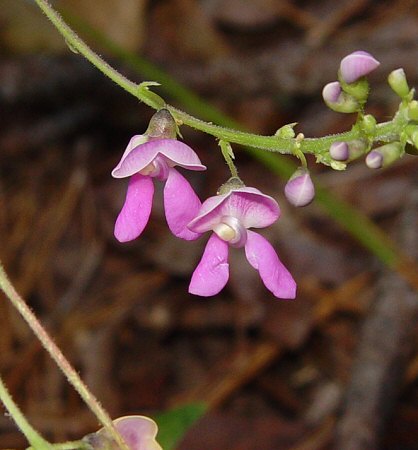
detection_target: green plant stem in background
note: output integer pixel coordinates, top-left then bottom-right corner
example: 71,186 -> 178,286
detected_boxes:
0,263 -> 129,450
34,0 -> 408,157
0,374 -> 53,450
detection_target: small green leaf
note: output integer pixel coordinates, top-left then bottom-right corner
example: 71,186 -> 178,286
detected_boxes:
138,82 -> 165,110
275,123 -> 297,139
153,403 -> 207,450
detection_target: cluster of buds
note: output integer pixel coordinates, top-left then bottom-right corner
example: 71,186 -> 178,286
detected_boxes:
113,109 -> 297,300
323,51 -> 418,169
322,51 -> 380,113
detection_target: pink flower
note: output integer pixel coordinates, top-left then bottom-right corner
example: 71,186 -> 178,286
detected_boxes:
340,51 -> 380,84
187,182 -> 296,299
88,415 -> 162,450
112,136 -> 206,242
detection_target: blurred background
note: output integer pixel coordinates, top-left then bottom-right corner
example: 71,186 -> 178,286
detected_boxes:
0,0 -> 418,449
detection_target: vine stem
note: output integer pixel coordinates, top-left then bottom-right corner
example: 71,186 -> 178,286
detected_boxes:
33,0 -> 404,157
0,373 -> 53,450
0,262 -> 129,450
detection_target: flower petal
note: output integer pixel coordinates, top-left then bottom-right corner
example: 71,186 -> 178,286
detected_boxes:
189,234 -> 229,296
114,174 -> 154,242
340,50 -> 380,84
188,187 -> 279,233
112,139 -> 206,178
112,135 -> 149,176
164,168 -> 202,240
92,415 -> 162,450
113,416 -> 162,450
244,230 -> 296,299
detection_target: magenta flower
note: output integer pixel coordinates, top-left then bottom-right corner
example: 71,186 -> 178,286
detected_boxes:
340,51 -> 380,84
89,415 -> 162,450
112,136 -> 206,242
187,183 -> 296,299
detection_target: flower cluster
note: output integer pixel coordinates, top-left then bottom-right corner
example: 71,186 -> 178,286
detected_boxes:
113,50 -> 418,301
113,109 -> 297,300
322,50 -> 418,169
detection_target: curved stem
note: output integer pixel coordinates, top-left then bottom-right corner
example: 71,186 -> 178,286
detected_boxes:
0,262 -> 129,450
0,374 -> 53,450
220,140 -> 239,178
33,0 -> 406,158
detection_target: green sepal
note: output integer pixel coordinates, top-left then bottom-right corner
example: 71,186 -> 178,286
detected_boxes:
338,71 -> 369,102
275,123 -> 297,139
360,114 -> 377,136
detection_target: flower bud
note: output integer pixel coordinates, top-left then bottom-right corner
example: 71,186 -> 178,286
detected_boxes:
284,168 -> 315,207
339,51 -> 380,84
408,100 -> 418,122
346,139 -> 368,161
330,141 -> 349,161
361,114 -> 377,135
365,150 -> 383,169
322,82 -> 360,113
366,142 -> 404,169
388,68 -> 410,98
145,108 -> 177,139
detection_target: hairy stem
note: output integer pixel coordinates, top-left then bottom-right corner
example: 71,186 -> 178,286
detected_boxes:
33,0 -> 407,157
0,373 -> 53,450
0,262 -> 129,450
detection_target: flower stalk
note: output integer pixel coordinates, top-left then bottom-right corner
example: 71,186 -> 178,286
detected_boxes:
0,373 -> 53,450
33,0 -> 412,163
0,262 -> 129,450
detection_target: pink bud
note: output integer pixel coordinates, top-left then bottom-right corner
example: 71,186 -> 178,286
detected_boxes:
365,150 -> 383,169
322,81 -> 342,103
330,141 -> 349,161
284,168 -> 315,207
322,81 -> 359,113
340,51 -> 380,84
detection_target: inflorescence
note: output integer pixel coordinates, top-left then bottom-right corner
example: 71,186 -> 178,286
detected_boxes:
112,50 -> 418,300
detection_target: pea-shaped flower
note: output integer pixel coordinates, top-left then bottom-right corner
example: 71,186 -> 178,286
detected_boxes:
187,179 -> 296,299
86,415 -> 162,450
339,50 -> 380,84
112,135 -> 206,242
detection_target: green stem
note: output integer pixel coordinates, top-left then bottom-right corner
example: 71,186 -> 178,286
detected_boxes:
0,262 -> 129,450
0,374 -> 53,450
219,141 -> 239,178
33,0 -> 407,158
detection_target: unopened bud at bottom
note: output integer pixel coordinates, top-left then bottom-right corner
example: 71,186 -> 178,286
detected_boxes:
284,168 -> 315,207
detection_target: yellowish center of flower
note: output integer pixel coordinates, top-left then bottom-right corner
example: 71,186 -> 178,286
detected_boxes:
140,162 -> 156,176
213,223 -> 236,242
